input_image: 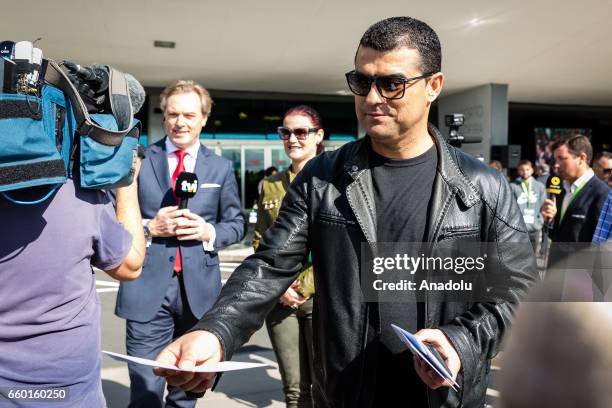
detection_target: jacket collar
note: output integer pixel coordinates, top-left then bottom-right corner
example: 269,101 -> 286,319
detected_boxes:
343,123 -> 480,209
342,123 -> 481,246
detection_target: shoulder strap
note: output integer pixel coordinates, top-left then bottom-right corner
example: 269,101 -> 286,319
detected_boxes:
42,59 -> 137,146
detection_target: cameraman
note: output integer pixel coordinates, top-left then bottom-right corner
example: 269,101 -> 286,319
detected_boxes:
0,66 -> 145,406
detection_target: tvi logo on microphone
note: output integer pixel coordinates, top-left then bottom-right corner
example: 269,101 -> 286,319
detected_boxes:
181,180 -> 197,193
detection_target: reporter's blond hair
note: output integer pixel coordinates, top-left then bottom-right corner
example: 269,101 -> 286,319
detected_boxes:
160,80 -> 213,117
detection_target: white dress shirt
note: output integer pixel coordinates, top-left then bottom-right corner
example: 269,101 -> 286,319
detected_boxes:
158,139 -> 216,250
561,168 -> 594,218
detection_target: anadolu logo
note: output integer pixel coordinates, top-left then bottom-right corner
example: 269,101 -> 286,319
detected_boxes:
181,180 -> 197,193
551,176 -> 561,186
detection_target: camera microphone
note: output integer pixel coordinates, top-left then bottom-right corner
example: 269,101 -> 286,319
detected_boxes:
175,172 -> 198,209
63,61 -> 145,113
63,61 -> 108,85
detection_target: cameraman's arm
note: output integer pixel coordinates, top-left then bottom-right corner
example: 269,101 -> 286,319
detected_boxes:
106,161 -> 145,281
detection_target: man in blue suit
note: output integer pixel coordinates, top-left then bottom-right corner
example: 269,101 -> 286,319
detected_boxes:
115,80 -> 244,408
541,135 -> 611,243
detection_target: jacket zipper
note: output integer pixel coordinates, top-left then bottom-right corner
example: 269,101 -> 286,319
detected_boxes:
436,227 -> 480,242
425,190 -> 458,408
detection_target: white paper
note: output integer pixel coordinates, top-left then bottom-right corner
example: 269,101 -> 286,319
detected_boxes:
102,350 -> 267,373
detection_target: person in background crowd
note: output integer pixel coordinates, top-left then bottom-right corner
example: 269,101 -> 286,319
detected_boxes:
253,105 -> 323,408
540,135 -> 611,243
115,80 -> 244,408
154,16 -> 537,408
536,162 -> 550,185
593,190 -> 612,244
488,159 -> 503,172
258,166 -> 279,195
593,151 -> 612,188
511,160 -> 546,252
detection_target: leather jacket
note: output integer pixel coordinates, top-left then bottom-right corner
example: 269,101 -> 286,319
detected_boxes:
194,124 -> 538,408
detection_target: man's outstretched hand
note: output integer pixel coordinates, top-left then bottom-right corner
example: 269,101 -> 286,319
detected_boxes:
154,330 -> 223,393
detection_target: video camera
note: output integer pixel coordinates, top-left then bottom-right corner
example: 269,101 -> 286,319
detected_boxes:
444,113 -> 482,148
0,40 -> 145,204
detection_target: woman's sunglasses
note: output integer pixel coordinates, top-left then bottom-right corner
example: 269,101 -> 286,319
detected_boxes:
277,126 -> 319,141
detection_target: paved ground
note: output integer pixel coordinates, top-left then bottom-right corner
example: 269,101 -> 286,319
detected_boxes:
98,244 -> 500,407
99,244 -> 288,407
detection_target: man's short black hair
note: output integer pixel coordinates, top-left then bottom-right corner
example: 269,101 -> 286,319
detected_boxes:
358,16 -> 442,74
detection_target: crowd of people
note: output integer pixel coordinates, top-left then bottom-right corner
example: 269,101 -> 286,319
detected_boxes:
1,15 -> 611,408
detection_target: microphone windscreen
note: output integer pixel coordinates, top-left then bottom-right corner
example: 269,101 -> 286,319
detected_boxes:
90,64 -> 145,113
124,73 -> 145,113
175,172 -> 198,199
545,173 -> 563,196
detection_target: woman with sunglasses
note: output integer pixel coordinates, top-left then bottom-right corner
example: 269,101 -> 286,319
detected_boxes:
253,105 -> 324,408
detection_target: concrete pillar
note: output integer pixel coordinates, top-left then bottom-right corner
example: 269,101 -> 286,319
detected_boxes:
437,84 -> 508,163
147,93 -> 165,145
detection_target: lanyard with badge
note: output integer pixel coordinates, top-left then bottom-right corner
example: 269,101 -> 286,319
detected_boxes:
521,180 -> 536,225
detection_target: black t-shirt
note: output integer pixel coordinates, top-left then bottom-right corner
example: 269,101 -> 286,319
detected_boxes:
369,142 -> 437,404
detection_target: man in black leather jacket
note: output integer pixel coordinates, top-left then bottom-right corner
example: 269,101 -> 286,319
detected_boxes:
154,16 -> 538,408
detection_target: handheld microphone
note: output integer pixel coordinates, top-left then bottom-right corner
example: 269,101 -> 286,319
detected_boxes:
175,172 -> 198,209
545,173 -> 563,200
543,172 -> 563,228
541,172 -> 563,268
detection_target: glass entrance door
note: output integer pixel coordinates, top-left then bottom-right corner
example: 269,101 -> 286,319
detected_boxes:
243,148 -> 265,208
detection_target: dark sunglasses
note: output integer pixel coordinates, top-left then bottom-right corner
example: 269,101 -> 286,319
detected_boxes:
277,126 -> 319,140
345,70 -> 435,100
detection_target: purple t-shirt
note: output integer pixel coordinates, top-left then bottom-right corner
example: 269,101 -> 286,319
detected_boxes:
0,179 -> 131,407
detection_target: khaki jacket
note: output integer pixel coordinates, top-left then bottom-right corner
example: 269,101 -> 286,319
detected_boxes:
253,169 -> 314,297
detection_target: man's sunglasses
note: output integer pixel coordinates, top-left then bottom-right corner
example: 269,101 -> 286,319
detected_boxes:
277,126 -> 319,140
345,70 -> 435,100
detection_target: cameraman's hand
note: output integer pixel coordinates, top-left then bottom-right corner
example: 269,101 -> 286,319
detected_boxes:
154,330 -> 223,393
148,206 -> 189,238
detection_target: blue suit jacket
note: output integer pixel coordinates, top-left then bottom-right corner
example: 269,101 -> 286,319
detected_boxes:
550,175 -> 611,243
115,139 -> 244,322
